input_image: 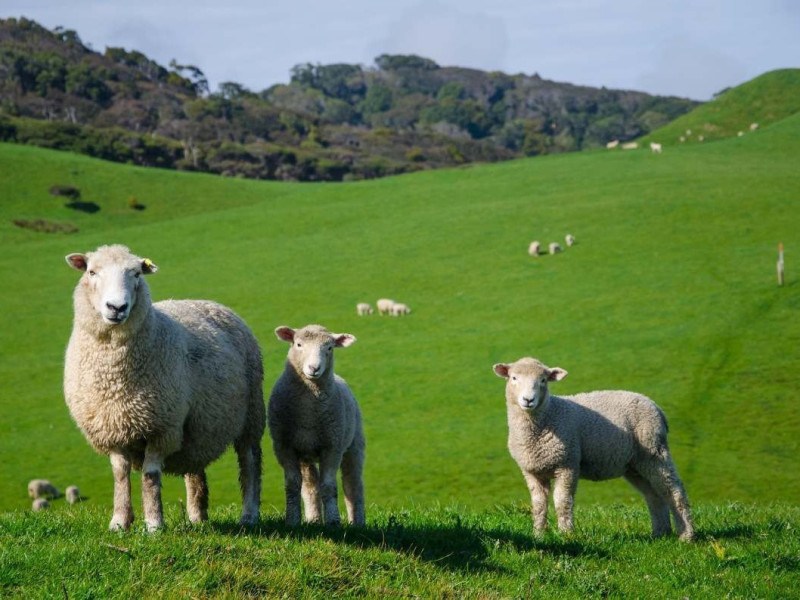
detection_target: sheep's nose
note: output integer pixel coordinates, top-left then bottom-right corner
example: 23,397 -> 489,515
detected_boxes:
106,301 -> 128,313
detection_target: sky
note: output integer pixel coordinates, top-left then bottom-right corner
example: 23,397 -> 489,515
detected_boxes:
3,0 -> 799,100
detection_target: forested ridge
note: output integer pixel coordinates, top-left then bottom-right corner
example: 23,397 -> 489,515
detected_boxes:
0,17 -> 699,181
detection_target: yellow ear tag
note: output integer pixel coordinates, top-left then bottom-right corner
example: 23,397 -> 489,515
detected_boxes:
143,258 -> 153,268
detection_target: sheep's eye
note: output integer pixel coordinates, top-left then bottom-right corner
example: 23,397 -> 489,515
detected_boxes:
511,376 -> 517,381
88,270 -> 96,276
296,342 -> 302,348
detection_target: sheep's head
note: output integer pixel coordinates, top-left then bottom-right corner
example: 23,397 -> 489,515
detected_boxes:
493,357 -> 567,412
275,324 -> 355,381
66,244 -> 158,326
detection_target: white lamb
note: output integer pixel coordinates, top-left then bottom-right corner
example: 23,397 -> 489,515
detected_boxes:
64,244 -> 266,532
606,140 -> 619,149
28,479 -> 60,499
32,498 -> 50,512
493,357 -> 694,540
528,241 -> 541,256
390,302 -> 411,316
548,242 -> 562,255
621,142 -> 638,150
750,122 -> 759,131
356,302 -> 373,316
565,234 -> 575,247
376,298 -> 394,315
650,142 -> 662,154
66,485 -> 81,505
268,324 -> 366,527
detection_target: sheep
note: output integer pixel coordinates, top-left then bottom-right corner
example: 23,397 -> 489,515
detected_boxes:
493,357 -> 694,540
698,135 -> 704,142
390,302 -> 411,316
750,122 -> 759,131
650,142 -> 662,154
66,485 -> 81,505
268,324 -> 366,527
356,302 -> 373,316
376,298 -> 394,315
32,498 -> 50,512
737,131 -> 744,137
565,234 -> 575,247
685,129 -> 692,136
28,479 -> 60,499
64,244 -> 266,532
621,142 -> 638,150
605,140 -> 619,149
528,241 -> 541,256
548,242 -> 562,255
679,136 -> 686,143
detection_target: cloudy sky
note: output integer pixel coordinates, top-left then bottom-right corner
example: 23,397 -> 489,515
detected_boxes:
4,0 -> 799,100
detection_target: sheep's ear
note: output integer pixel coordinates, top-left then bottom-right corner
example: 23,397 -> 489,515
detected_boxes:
548,367 -> 568,381
65,253 -> 87,271
275,326 -> 295,343
493,363 -> 510,379
333,333 -> 356,348
141,258 -> 158,274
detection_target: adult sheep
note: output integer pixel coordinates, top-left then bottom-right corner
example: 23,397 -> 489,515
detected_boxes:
528,241 -> 541,256
64,244 -> 265,532
268,324 -> 366,527
493,357 -> 694,540
376,298 -> 394,315
548,242 -> 562,255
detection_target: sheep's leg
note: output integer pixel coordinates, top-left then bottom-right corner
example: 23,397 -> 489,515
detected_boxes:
235,439 -> 262,526
141,450 -> 165,532
341,443 -> 365,526
300,462 -> 322,523
624,470 -> 671,537
522,471 -> 550,534
184,471 -> 209,523
109,450 -> 134,531
281,452 -> 303,527
553,469 -> 578,533
318,453 -> 343,526
639,451 -> 695,541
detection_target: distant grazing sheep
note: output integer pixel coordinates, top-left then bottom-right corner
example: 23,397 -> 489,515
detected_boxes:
28,479 -> 59,499
621,142 -> 638,150
750,122 -> 759,131
268,324 -> 366,526
66,485 -> 81,505
356,302 -> 373,316
738,131 -> 744,137
679,136 -> 686,143
64,244 -> 265,532
606,140 -> 619,149
548,242 -> 562,255
565,234 -> 575,247
685,129 -> 692,136
376,298 -> 394,315
650,142 -> 662,154
528,241 -> 541,256
493,357 -> 694,540
698,135 -> 704,142
32,498 -> 50,512
390,302 -> 411,316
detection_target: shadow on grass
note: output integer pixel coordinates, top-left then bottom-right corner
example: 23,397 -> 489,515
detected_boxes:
208,513 -> 608,573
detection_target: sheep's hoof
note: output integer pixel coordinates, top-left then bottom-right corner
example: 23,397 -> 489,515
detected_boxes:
144,521 -> 164,533
109,516 -> 132,532
239,513 -> 259,527
679,531 -> 695,542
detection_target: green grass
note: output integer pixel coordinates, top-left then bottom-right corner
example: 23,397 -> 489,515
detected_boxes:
1,502 -> 798,598
0,92 -> 799,523
640,68 -> 800,146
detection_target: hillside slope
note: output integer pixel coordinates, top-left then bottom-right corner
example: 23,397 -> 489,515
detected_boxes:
640,68 -> 800,146
0,112 -> 798,515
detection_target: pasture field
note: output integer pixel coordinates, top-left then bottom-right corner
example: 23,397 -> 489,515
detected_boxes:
0,108 -> 798,525
1,502 -> 798,598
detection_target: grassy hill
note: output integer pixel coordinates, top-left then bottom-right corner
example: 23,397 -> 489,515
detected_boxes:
640,68 -> 800,146
0,102 -> 799,527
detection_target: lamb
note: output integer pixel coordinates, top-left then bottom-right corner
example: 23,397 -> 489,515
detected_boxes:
32,498 -> 50,511
528,241 -> 541,256
650,142 -> 662,154
605,140 -> 619,149
356,302 -> 373,316
390,302 -> 411,316
565,234 -> 575,247
621,142 -> 638,150
493,357 -> 694,540
548,242 -> 562,255
64,244 -> 265,532
750,122 -> 759,131
376,298 -> 394,315
28,479 -> 60,499
66,485 -> 81,505
268,324 -> 365,527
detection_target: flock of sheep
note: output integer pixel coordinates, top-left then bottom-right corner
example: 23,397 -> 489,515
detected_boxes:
27,479 -> 81,511
606,122 -> 759,153
356,298 -> 411,317
52,244 -> 694,541
529,233 -> 575,257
